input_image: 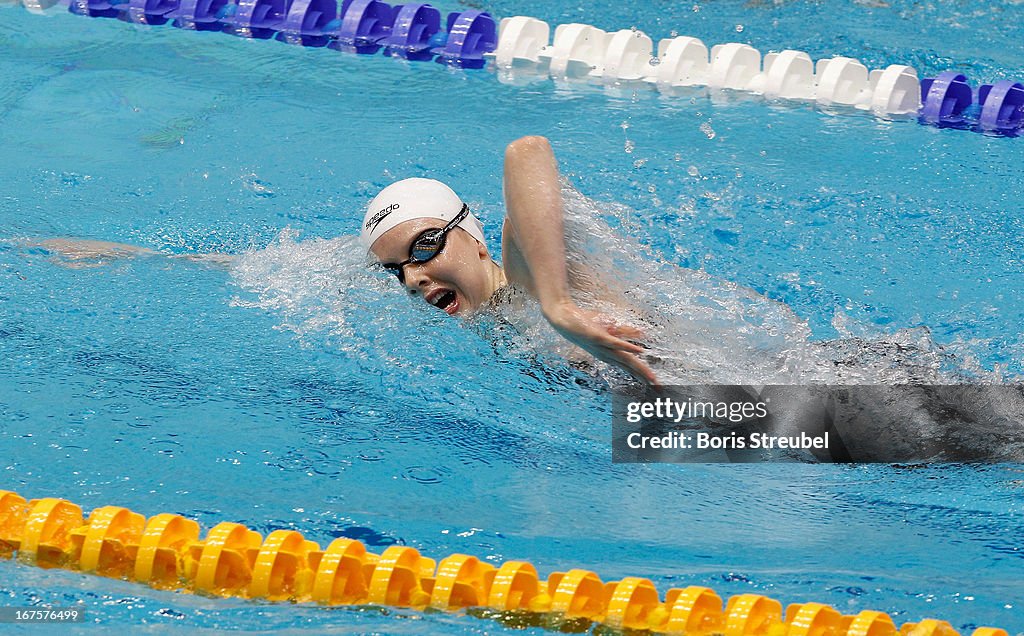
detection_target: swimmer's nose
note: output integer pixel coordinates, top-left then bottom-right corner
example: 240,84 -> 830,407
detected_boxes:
403,264 -> 431,294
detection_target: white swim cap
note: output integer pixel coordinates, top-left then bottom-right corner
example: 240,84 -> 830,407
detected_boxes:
361,178 -> 486,251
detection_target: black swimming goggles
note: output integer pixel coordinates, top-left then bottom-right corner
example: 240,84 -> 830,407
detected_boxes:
381,203 -> 469,284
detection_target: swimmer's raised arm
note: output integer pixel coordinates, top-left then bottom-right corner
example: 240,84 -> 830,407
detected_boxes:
500,136 -> 570,304
501,136 -> 659,386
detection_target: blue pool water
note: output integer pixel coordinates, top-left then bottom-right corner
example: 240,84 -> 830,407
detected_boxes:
1,0 -> 1023,633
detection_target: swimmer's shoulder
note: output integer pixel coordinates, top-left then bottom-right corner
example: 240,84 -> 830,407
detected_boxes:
487,282 -> 531,308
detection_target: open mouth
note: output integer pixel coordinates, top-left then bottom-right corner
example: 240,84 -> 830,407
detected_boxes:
427,289 -> 459,315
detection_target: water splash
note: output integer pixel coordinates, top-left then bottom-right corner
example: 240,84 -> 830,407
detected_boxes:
548,182 -> 1000,387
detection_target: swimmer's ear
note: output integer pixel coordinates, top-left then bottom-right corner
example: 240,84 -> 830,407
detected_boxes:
476,239 -> 489,261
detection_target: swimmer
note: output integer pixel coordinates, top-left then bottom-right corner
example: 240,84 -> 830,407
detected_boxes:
361,135 -> 658,386
20,136 -> 1024,461
30,136 -> 660,385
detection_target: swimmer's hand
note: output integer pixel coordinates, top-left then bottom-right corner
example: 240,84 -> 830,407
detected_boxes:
36,238 -> 157,263
542,299 -> 660,387
30,238 -> 233,269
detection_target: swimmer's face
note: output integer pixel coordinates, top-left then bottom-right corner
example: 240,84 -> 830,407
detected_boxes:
370,219 -> 496,316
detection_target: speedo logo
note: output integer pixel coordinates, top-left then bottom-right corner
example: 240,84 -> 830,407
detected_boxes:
365,203 -> 399,232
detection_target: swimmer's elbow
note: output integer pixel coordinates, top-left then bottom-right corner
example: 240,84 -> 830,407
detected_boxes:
505,135 -> 552,161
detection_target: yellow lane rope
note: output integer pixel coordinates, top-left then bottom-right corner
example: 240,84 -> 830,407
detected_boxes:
0,490 -> 1010,635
